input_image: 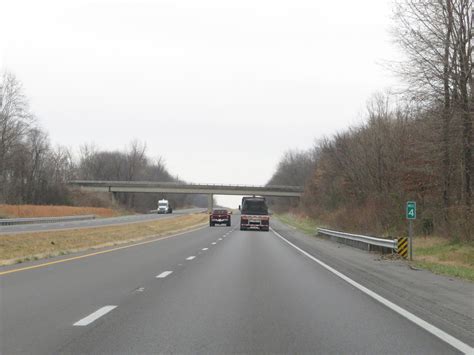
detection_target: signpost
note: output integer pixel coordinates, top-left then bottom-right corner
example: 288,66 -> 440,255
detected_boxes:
406,201 -> 416,260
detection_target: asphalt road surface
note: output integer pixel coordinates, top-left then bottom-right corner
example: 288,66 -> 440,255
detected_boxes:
1,216 -> 472,354
0,208 -> 203,235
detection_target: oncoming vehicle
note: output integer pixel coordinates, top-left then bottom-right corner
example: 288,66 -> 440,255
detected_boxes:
240,197 -> 269,231
157,199 -> 173,214
210,209 -> 231,227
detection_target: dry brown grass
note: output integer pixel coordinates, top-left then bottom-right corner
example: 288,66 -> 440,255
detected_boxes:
409,236 -> 474,281
0,204 -> 124,219
413,236 -> 474,268
0,213 -> 207,265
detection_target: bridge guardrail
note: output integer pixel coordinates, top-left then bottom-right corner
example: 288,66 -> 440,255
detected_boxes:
0,215 -> 96,226
317,228 -> 397,253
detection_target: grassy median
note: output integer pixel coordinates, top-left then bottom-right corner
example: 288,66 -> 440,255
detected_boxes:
276,213 -> 474,282
0,213 -> 208,266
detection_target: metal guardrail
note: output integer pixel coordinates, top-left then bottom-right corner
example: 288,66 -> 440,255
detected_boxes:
317,228 -> 397,251
0,215 -> 96,226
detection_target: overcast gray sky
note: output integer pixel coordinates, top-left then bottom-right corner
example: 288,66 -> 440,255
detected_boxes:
1,0 -> 401,207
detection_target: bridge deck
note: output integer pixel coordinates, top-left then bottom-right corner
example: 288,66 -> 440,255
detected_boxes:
69,180 -> 303,197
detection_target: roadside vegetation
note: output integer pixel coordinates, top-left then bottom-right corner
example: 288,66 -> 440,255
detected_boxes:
0,213 -> 207,266
0,204 -> 126,219
276,213 -> 319,235
276,213 -> 474,282
413,237 -> 474,282
267,1 -> 472,280
268,1 -> 472,242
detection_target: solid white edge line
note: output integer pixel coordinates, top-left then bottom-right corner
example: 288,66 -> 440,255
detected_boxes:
73,305 -> 117,326
186,256 -> 196,260
270,227 -> 474,355
156,271 -> 173,278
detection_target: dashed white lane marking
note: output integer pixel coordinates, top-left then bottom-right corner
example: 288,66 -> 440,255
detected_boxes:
218,238 -> 223,240
202,248 -> 208,251
270,228 -> 474,355
156,271 -> 173,278
186,256 -> 196,260
73,306 -> 117,326
211,242 -> 217,245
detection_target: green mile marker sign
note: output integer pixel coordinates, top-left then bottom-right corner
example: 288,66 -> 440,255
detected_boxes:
406,201 -> 416,220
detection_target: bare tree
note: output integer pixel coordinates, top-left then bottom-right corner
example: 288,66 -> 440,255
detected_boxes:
393,0 -> 473,234
0,71 -> 34,202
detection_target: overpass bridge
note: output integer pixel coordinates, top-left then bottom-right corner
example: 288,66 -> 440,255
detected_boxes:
69,180 -> 304,211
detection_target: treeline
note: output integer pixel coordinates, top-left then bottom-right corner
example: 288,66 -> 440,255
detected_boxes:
0,71 -> 207,211
268,0 -> 473,239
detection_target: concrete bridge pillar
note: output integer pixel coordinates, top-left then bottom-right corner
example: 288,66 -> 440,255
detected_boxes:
208,194 -> 214,213
111,192 -> 118,206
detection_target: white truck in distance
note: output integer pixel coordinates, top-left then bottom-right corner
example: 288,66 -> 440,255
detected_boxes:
157,199 -> 173,214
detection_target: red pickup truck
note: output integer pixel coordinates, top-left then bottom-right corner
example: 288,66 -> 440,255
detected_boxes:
209,209 -> 231,227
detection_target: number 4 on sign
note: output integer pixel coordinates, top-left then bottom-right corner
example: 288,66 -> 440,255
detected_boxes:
406,201 -> 416,220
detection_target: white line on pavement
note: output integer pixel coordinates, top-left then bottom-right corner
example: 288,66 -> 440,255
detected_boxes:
218,238 -> 223,240
156,271 -> 173,278
202,248 -> 208,251
73,306 -> 117,326
211,242 -> 216,245
186,256 -> 196,260
270,228 -> 474,355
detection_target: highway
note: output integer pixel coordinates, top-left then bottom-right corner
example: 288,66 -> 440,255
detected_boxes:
1,216 -> 473,354
0,208 -> 203,235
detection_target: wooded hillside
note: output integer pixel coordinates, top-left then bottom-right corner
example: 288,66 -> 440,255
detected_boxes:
268,1 -> 473,240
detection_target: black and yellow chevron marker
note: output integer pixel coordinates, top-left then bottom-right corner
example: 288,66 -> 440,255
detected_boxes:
397,237 -> 408,258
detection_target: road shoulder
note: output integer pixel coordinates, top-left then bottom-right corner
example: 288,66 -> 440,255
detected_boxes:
271,218 -> 474,347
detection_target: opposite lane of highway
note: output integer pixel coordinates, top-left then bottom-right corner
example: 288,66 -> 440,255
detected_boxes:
0,208 -> 204,235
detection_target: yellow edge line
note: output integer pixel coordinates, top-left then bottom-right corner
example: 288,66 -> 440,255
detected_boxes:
0,224 -> 207,276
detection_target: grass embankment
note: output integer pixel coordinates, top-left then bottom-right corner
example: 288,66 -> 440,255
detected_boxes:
0,204 -> 125,219
413,237 -> 474,281
276,213 -> 319,235
0,213 -> 207,266
276,213 -> 474,282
